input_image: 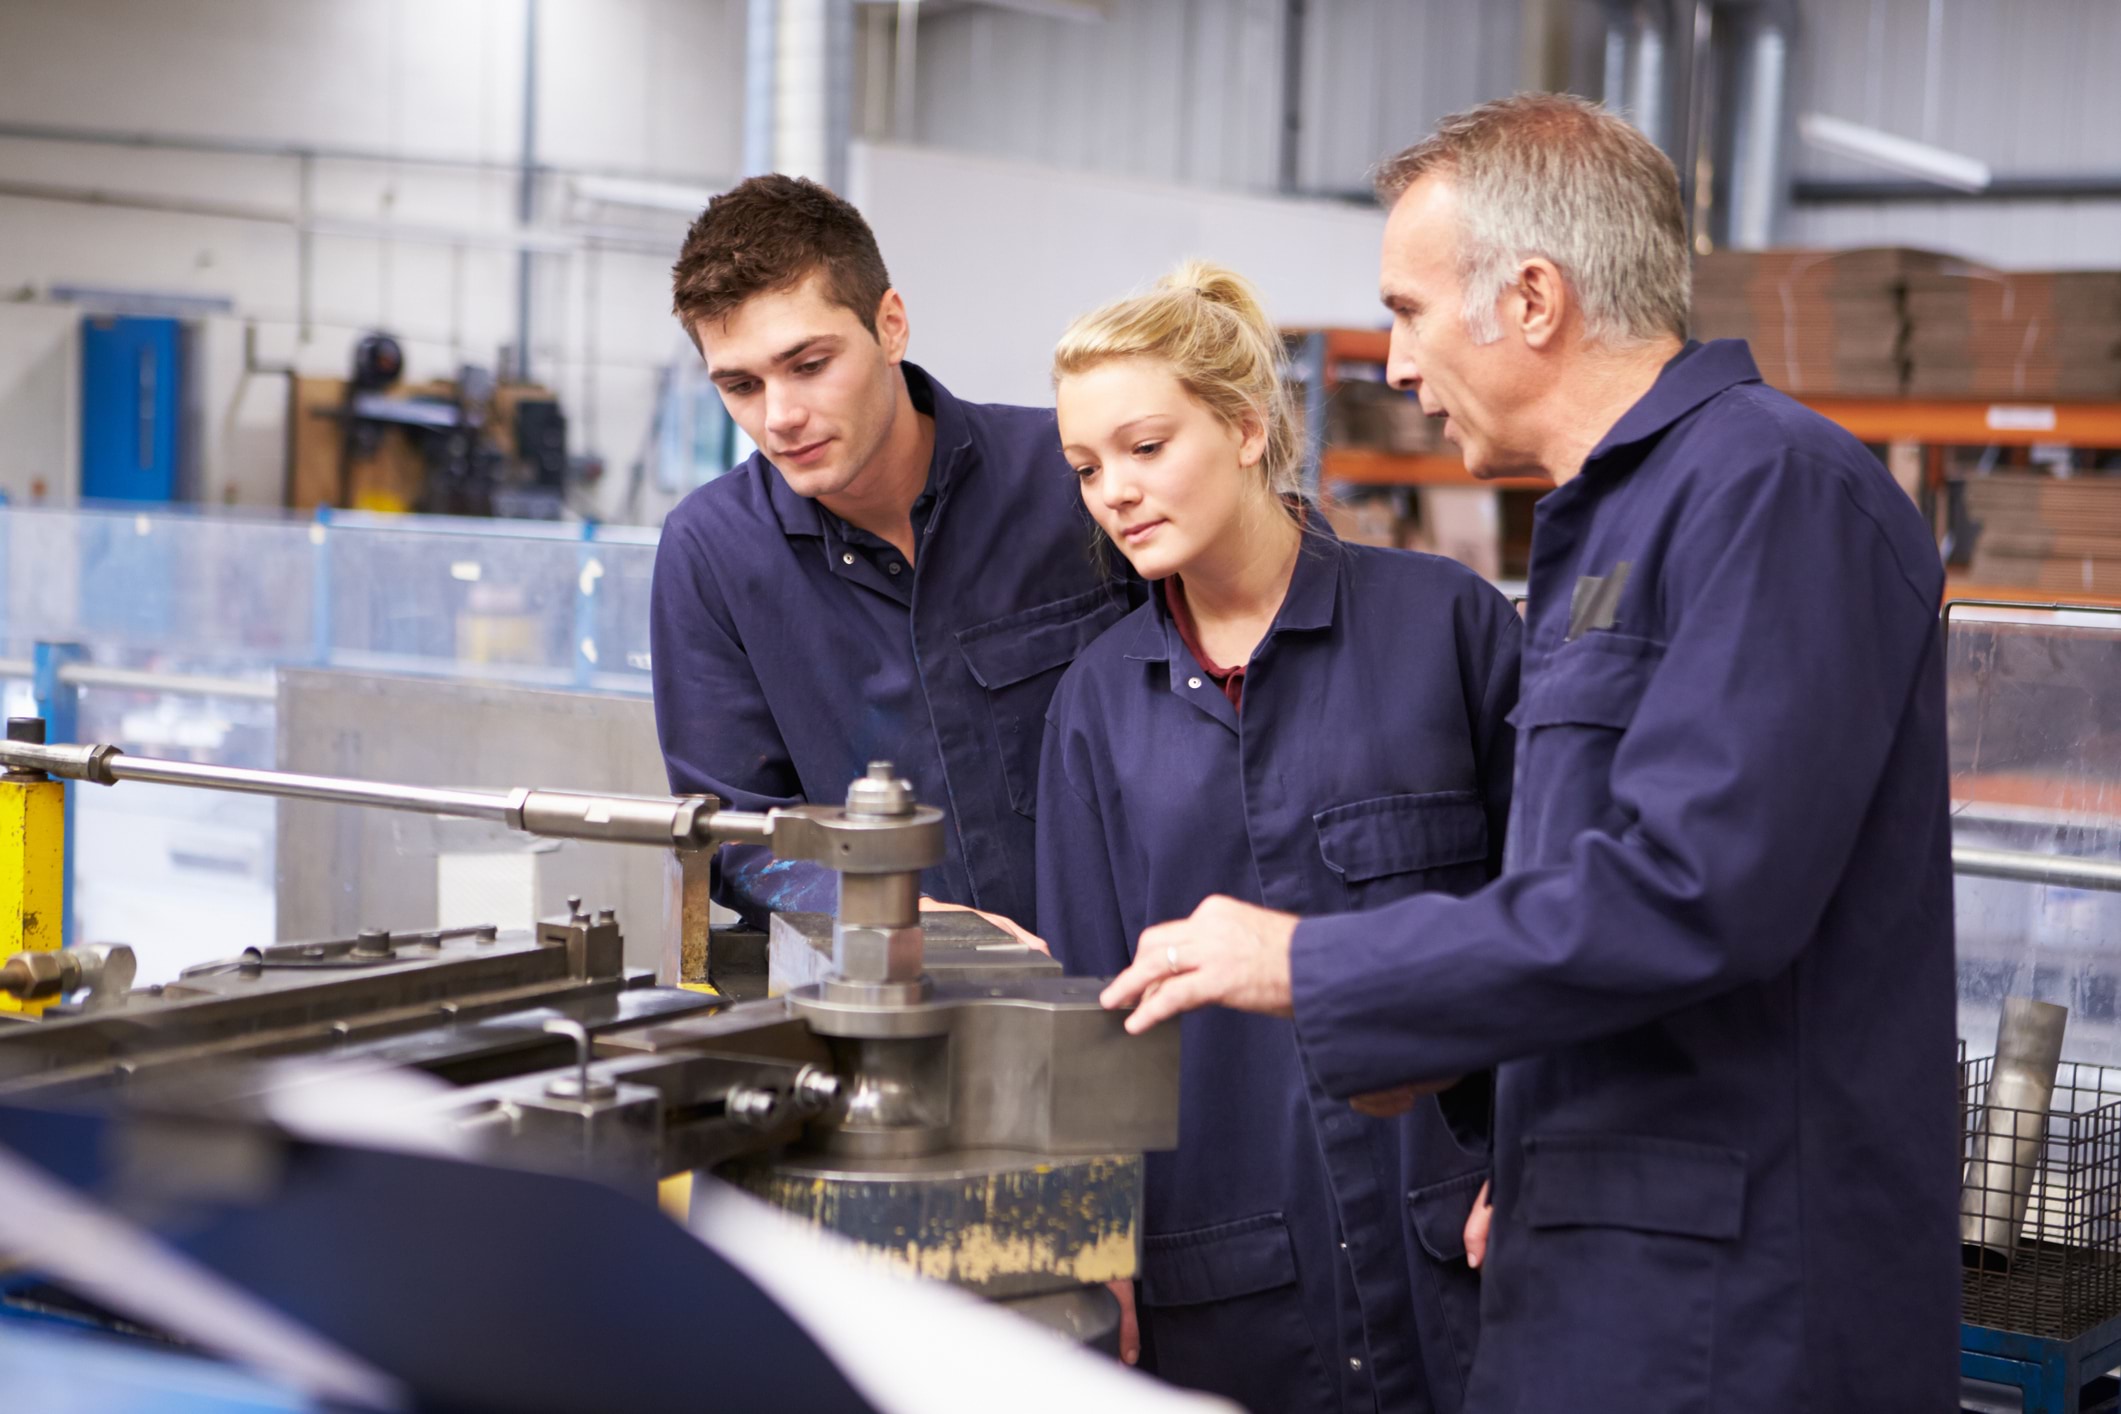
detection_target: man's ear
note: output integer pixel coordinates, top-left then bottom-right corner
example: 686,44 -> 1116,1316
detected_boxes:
875,288 -> 911,363
1514,257 -> 1568,351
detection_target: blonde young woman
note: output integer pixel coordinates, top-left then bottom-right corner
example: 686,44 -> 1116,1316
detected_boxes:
1035,264 -> 1519,1414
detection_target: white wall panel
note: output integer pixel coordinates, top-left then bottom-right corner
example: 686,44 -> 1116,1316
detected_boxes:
1786,0 -> 2121,267
910,0 -> 1516,196
850,140 -> 1389,410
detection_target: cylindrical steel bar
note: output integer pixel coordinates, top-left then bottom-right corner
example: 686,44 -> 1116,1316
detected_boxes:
106,755 -> 519,821
1954,846 -> 2121,893
1962,997 -> 2069,1259
837,870 -> 919,930
56,664 -> 277,702
0,739 -> 778,852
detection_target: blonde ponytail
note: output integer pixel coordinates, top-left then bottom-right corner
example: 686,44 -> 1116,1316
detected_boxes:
1053,261 -> 1304,502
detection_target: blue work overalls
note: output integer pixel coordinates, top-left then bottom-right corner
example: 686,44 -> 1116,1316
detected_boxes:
1291,341 -> 1960,1412
1039,529 -> 1522,1413
651,362 -> 1129,927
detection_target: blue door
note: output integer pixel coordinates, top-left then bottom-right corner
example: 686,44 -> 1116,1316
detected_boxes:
80,316 -> 182,504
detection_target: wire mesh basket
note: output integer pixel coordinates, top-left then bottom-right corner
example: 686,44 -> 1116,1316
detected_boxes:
1962,1050 -> 2121,1338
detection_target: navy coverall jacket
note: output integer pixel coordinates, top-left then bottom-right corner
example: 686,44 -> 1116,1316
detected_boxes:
1039,530 -> 1523,1414
1292,342 -> 1959,1412
650,363 -> 1128,927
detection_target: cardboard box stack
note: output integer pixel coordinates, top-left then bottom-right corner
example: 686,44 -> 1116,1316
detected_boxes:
1691,247 -> 1950,395
1966,475 -> 2121,594
1326,378 -> 1441,454
1904,265 -> 2121,400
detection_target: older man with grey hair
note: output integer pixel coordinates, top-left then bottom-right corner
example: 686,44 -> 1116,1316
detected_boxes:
1100,94 -> 1958,1410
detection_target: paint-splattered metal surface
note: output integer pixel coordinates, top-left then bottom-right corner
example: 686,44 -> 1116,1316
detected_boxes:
731,1150 -> 1143,1297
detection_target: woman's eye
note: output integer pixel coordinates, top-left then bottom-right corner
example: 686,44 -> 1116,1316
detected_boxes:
1133,440 -> 1163,457
1073,464 -> 1098,481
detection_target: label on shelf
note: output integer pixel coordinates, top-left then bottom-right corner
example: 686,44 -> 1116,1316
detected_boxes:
1986,405 -> 2058,432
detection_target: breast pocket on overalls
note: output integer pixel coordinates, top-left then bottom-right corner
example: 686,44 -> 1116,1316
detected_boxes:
1509,1134 -> 1746,1414
956,587 -> 1127,819
1503,631 -> 1664,864
1139,1213 -> 1335,1414
1313,789 -> 1490,910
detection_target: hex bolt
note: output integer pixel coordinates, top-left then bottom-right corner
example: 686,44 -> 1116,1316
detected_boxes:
0,951 -> 66,1001
791,1065 -> 843,1117
726,1085 -> 783,1129
352,928 -> 394,959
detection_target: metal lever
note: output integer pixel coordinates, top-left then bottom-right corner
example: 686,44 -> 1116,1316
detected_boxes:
0,733 -> 944,872
541,1019 -> 616,1102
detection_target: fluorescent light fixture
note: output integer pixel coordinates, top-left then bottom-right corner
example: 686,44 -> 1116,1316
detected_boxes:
856,0 -> 1106,18
1798,112 -> 1992,192
977,0 -> 1107,18
568,175 -> 721,215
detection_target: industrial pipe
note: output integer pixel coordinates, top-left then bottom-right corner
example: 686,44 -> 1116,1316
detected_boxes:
1951,847 -> 2121,893
0,734 -> 775,852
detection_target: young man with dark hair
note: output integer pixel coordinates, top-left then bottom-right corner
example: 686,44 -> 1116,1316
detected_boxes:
652,174 -> 1127,934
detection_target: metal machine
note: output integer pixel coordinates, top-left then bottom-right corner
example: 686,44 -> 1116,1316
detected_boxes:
0,725 -> 1181,1399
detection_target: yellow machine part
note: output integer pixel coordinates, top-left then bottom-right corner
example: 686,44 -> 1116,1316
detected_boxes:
0,776 -> 64,1016
657,1171 -> 695,1223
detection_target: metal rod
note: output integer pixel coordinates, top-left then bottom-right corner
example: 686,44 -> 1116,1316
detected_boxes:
107,756 -> 520,821
516,0 -> 541,384
1963,995 -> 2068,1256
0,118 -> 721,188
297,155 -> 315,345
1795,175 -> 2121,204
1277,0 -> 1305,195
1953,846 -> 2121,893
1946,598 -> 2121,621
56,664 -> 276,702
1676,0 -> 1713,246
0,738 -> 778,854
892,0 -> 919,144
0,177 -> 669,258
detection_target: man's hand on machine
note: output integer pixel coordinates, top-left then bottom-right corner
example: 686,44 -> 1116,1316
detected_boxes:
918,898 -> 1048,954
1103,895 -> 1299,1031
1105,898 -> 1466,1113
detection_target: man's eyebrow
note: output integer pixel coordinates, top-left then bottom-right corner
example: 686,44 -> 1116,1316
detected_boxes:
773,334 -> 839,364
709,335 -> 841,383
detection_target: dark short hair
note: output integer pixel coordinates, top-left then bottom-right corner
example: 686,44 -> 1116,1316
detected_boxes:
670,174 -> 893,341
